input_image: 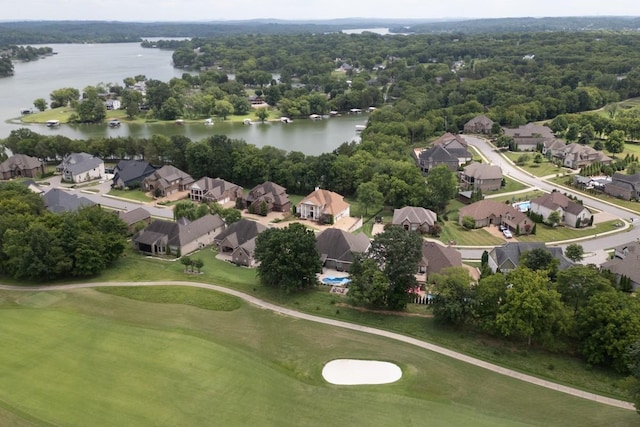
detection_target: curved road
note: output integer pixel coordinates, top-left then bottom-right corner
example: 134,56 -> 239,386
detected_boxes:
462,135 -> 640,258
0,281 -> 633,411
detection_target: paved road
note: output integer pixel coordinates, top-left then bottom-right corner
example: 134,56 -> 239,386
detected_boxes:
0,281 -> 633,411
462,135 -> 640,257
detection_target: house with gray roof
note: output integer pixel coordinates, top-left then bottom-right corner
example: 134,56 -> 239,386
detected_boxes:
503,123 -> 555,152
57,152 -> 105,183
142,165 -> 194,197
414,133 -> 473,173
0,154 -> 45,180
605,172 -> 640,201
315,228 -> 370,272
133,213 -> 224,257
464,115 -> 494,134
612,240 -> 640,260
488,242 -> 573,273
117,207 -> 152,234
112,160 -> 157,189
392,206 -> 437,233
214,218 -> 267,266
601,255 -> 640,290
190,177 -> 243,204
43,188 -> 96,213
460,162 -> 503,191
554,143 -> 612,169
416,242 -> 462,282
530,191 -> 592,228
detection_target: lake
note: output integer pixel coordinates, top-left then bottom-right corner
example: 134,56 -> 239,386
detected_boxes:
0,43 -> 367,155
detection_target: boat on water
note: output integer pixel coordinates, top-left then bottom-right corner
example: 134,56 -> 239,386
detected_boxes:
46,120 -> 60,127
243,118 -> 253,125
204,118 -> 214,126
355,124 -> 366,132
280,117 -> 292,123
309,114 -> 322,120
108,119 -> 121,128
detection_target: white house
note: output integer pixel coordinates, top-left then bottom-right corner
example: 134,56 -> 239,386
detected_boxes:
296,188 -> 350,223
530,191 -> 592,228
56,152 -> 105,184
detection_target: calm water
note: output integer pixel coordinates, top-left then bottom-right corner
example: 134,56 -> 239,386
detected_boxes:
0,43 -> 367,155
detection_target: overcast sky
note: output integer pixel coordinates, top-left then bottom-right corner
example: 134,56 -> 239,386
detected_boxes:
3,0 -> 640,22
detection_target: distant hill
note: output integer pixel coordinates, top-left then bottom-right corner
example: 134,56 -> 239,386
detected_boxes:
0,16 -> 639,44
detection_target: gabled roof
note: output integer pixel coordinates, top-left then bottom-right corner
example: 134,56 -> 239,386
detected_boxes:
419,144 -> 458,163
503,123 -> 554,139
420,241 -> 462,275
465,115 -> 494,127
146,165 -> 194,186
392,206 -> 437,226
462,162 -> 503,180
191,177 -> 241,198
58,152 -> 103,175
214,219 -> 267,249
315,228 -> 370,264
297,189 -> 349,216
117,207 -> 151,226
247,181 -> 290,206
176,214 -> 224,246
459,199 -> 526,224
490,242 -> 572,271
113,160 -> 157,186
133,213 -> 223,248
602,256 -> 640,284
0,154 -> 43,173
432,132 -> 468,147
611,172 -> 640,186
531,192 -> 589,216
43,188 -> 96,213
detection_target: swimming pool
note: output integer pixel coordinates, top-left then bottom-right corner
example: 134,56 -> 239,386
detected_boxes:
512,201 -> 531,212
321,276 -> 351,286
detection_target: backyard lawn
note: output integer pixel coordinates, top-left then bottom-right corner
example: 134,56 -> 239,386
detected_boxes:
0,287 -> 635,426
502,151 -> 571,177
517,220 -> 627,243
107,188 -> 154,203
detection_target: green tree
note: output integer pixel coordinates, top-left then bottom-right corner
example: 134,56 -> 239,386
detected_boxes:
425,164 -> 458,213
356,181 -> 384,217
496,267 -> 568,346
556,265 -> 612,316
121,89 -> 143,119
520,247 -> 559,279
577,290 -> 640,372
547,210 -> 562,226
605,130 -> 626,155
348,256 -> 390,308
255,107 -> 270,123
173,201 -> 199,221
431,267 -> 474,325
76,95 -> 107,123
626,340 -> 640,413
180,256 -> 193,272
214,100 -> 234,120
160,97 -> 182,120
33,98 -> 47,112
474,273 -> 508,332
564,243 -> 584,262
192,258 -> 204,273
565,123 -> 580,142
462,215 -> 476,230
254,222 -> 321,293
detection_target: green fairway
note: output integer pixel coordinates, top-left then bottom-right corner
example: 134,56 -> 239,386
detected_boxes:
0,288 -> 635,426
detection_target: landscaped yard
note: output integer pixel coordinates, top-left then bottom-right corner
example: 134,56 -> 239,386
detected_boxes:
548,175 -> 640,215
485,176 -> 529,195
439,221 -> 505,246
0,286 -> 635,426
517,220 -> 627,243
107,188 -> 154,203
502,151 -> 571,177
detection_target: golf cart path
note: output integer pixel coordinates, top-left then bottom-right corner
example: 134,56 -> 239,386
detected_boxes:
0,281 -> 633,411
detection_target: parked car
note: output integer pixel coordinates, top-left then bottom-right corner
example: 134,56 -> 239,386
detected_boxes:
503,229 -> 513,238
499,224 -> 507,231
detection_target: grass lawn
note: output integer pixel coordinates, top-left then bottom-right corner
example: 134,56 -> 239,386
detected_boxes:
503,152 -> 570,177
485,176 -> 529,196
489,190 -> 545,204
439,221 -> 505,246
0,288 -> 635,426
107,188 -> 153,203
517,220 -> 625,243
548,176 -> 640,215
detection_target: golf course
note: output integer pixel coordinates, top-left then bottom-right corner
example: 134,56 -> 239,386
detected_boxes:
0,285 -> 636,426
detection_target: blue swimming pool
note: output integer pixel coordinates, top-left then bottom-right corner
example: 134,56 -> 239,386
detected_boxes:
321,276 -> 351,286
512,201 -> 531,212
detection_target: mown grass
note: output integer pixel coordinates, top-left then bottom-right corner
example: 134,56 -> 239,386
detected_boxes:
548,176 -> 640,215
502,152 -> 569,177
107,188 -> 153,203
97,285 -> 242,311
0,289 -> 635,426
517,220 -> 625,243
485,176 -> 529,195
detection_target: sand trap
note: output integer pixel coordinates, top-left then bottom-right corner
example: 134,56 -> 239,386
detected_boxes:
322,359 -> 402,385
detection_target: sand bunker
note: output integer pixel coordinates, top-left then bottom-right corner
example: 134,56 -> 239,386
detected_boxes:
322,359 -> 402,385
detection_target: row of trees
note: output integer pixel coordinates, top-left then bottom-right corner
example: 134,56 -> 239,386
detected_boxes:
431,249 -> 640,374
0,183 -> 127,280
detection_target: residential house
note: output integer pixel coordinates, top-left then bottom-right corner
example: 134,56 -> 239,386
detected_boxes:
612,240 -> 640,260
117,207 -> 152,234
530,191 -> 592,228
315,228 -> 370,272
0,154 -> 45,180
605,172 -> 640,201
244,181 -> 291,213
488,242 -> 573,273
214,219 -> 267,267
112,160 -> 157,189
142,165 -> 194,197
392,206 -> 437,233
43,188 -> 96,213
541,138 -> 567,156
416,241 -> 463,281
414,133 -> 473,173
56,152 -> 105,183
601,255 -> 640,290
133,213 -> 224,256
105,99 -> 121,110
553,143 -> 612,169
464,115 -> 494,134
297,188 -> 350,223
190,177 -> 243,204
458,199 -> 533,234
460,162 -> 503,192
503,123 -> 555,152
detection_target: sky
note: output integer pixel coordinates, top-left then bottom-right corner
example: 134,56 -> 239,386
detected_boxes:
3,0 -> 640,22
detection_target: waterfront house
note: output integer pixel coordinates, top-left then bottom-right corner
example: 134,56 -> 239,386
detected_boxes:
57,152 -> 104,183
243,181 -> 291,213
142,165 -> 194,197
112,160 -> 157,189
190,177 -> 243,204
296,188 -> 350,223
0,154 -> 45,180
